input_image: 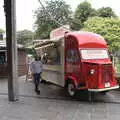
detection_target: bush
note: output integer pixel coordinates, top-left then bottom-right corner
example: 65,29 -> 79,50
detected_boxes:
116,64 -> 120,73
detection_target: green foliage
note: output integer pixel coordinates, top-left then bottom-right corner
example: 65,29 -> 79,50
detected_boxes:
71,1 -> 97,30
34,0 -> 72,39
97,7 -> 117,18
116,64 -> 120,73
26,47 -> 36,56
17,30 -> 34,47
0,29 -> 4,34
71,2 -> 117,30
0,29 -> 4,40
83,17 -> 120,53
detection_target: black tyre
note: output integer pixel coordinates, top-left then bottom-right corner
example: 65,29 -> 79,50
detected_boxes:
100,91 -> 108,95
66,80 -> 76,97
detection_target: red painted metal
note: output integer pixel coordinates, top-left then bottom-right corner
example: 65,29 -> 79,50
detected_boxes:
64,31 -> 119,91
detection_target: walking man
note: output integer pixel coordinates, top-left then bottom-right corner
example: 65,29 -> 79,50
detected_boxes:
30,56 -> 43,94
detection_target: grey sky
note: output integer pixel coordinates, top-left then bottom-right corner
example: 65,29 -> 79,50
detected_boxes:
0,0 -> 120,31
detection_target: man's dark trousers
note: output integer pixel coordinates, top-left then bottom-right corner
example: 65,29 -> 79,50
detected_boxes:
33,73 -> 41,91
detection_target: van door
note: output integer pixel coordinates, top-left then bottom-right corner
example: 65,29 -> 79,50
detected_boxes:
66,48 -> 83,87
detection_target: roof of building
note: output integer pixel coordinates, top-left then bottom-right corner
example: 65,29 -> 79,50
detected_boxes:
0,40 -> 25,49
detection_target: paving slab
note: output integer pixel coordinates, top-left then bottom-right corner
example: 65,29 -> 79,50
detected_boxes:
0,76 -> 120,120
0,95 -> 120,120
0,76 -> 120,103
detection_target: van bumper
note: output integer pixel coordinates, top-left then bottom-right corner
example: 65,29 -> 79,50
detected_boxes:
88,85 -> 119,92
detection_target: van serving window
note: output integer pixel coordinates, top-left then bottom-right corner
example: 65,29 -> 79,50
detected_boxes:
81,49 -> 109,60
41,44 -> 60,65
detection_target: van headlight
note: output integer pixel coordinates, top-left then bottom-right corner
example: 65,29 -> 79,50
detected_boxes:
90,69 -> 95,75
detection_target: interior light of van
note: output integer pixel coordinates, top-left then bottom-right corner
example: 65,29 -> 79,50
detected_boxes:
90,69 -> 95,75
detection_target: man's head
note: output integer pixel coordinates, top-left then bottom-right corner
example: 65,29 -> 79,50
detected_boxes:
34,56 -> 39,61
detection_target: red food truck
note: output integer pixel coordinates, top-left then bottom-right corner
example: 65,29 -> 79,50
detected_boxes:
35,27 -> 119,97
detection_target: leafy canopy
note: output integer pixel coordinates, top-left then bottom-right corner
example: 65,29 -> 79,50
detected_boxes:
17,30 -> 34,47
34,0 -> 72,39
71,1 -> 117,30
0,29 -> 4,40
71,1 -> 97,30
97,7 -> 117,18
0,29 -> 4,34
83,17 -> 120,53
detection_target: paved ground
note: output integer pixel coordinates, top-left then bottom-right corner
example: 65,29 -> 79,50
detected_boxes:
0,76 -> 120,120
0,76 -> 120,103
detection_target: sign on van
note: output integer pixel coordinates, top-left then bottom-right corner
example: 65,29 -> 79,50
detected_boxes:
50,25 -> 70,39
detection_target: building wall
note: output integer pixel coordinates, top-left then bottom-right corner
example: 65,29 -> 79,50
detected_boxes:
0,49 -> 27,78
18,49 -> 27,76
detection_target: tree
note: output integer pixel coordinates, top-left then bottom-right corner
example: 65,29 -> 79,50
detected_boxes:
26,47 -> 36,56
0,29 -> 4,34
82,17 -> 120,53
34,0 -> 72,39
0,29 -> 4,40
17,30 -> 34,47
97,7 -> 117,18
71,1 -> 97,30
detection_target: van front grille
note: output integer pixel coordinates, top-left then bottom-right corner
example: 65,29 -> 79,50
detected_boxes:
102,64 -> 113,83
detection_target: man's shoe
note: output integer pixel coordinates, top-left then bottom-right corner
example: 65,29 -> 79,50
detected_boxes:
37,90 -> 40,95
36,90 -> 40,95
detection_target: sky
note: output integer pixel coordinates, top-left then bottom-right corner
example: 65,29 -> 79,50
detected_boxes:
0,0 -> 120,31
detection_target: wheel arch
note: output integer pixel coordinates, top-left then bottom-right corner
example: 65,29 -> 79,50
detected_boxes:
65,76 -> 77,88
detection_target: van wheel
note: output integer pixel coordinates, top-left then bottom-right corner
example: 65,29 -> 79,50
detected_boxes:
66,80 -> 76,97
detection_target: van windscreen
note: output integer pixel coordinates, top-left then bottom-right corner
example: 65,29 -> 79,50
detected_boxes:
81,49 -> 109,60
